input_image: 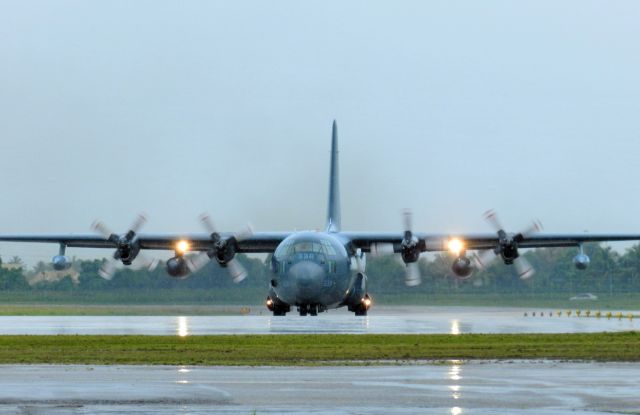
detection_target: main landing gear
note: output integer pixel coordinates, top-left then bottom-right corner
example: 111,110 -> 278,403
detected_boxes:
266,296 -> 290,316
348,294 -> 372,316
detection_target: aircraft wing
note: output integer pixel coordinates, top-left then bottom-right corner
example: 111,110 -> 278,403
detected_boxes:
342,232 -> 640,252
0,232 -> 291,253
461,233 -> 640,250
2,231 -> 639,253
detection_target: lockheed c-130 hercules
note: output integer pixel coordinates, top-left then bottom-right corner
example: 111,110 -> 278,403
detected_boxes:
1,121 -> 640,316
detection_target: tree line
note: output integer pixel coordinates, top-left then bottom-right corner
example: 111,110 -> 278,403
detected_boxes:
1,243 -> 639,296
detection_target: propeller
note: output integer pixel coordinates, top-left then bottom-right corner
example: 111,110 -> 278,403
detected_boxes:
514,256 -> 535,280
352,248 -> 366,274
400,209 -> 422,286
365,209 -> 422,286
92,213 -> 156,280
186,213 -> 254,283
405,262 -> 421,287
473,210 -> 541,279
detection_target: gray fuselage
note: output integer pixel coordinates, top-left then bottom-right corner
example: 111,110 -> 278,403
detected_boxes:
270,231 -> 359,309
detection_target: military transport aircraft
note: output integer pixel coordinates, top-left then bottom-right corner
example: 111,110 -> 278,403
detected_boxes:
1,121 -> 640,316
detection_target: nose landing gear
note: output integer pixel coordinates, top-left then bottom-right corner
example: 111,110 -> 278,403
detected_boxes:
298,304 -> 318,316
297,304 -> 327,316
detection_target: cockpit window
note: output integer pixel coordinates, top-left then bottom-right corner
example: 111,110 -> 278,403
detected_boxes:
321,240 -> 337,256
292,241 -> 324,253
275,237 -> 341,259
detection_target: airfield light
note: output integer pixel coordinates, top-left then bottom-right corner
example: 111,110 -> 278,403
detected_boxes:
448,238 -> 464,256
176,240 -> 190,254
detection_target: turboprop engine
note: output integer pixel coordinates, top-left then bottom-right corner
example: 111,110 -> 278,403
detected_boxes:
451,256 -> 473,279
166,256 -> 190,279
573,253 -> 590,270
51,255 -> 72,271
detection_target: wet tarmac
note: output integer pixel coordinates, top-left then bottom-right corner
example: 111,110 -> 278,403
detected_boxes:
0,307 -> 637,335
0,362 -> 638,414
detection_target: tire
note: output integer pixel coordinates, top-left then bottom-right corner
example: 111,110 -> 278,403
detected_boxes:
354,308 -> 367,316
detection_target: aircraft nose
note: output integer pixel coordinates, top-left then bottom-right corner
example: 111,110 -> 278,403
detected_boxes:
289,261 -> 325,298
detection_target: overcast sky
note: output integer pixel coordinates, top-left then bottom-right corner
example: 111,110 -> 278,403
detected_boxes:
1,1 -> 639,264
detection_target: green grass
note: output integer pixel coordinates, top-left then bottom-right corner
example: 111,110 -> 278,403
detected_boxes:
0,332 -> 638,365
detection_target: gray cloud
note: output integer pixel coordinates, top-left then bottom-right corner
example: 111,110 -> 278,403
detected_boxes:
1,1 -> 639,264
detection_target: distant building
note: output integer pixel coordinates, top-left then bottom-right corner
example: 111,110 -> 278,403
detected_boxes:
28,269 -> 80,286
1,263 -> 23,271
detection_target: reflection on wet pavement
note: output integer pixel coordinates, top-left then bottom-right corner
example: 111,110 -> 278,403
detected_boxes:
0,307 -> 636,335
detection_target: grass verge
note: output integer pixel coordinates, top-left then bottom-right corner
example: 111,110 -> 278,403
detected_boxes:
0,332 -> 638,365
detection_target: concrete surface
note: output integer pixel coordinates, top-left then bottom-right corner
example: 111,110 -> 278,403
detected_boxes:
0,362 -> 638,414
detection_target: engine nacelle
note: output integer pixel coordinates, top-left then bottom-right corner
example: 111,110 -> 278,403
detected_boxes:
500,243 -> 519,265
573,253 -> 590,270
451,256 -> 473,279
166,256 -> 190,279
51,255 -> 72,271
401,248 -> 420,264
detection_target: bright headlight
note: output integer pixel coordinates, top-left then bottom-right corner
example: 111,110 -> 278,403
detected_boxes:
176,240 -> 190,254
447,238 -> 464,256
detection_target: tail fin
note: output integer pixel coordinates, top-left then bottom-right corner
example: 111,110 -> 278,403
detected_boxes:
326,120 -> 341,232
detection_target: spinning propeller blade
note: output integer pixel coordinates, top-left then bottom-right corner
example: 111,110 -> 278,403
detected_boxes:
91,213 -> 151,280
405,262 -> 421,286
198,212 -> 252,283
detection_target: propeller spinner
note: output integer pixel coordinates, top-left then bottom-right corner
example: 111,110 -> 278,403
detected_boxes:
473,210 -> 541,279
186,213 -> 254,283
92,214 -> 158,280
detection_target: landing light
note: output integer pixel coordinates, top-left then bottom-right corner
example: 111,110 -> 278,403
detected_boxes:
448,238 -> 464,256
266,297 -> 274,311
176,240 -> 190,254
362,297 -> 372,307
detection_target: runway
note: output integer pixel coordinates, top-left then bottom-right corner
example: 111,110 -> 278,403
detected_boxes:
0,362 -> 638,414
0,307 -> 637,335
2,308 -> 638,414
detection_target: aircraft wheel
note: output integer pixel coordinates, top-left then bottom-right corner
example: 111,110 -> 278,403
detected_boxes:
299,305 -> 308,316
309,305 -> 318,316
353,303 -> 368,316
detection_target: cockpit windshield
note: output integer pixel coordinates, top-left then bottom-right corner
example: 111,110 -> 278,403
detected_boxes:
275,239 -> 338,258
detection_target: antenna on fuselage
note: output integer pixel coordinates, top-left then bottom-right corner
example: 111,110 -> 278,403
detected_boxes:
326,120 -> 341,233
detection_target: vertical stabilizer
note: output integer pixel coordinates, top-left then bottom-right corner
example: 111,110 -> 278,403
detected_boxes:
326,120 -> 341,232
